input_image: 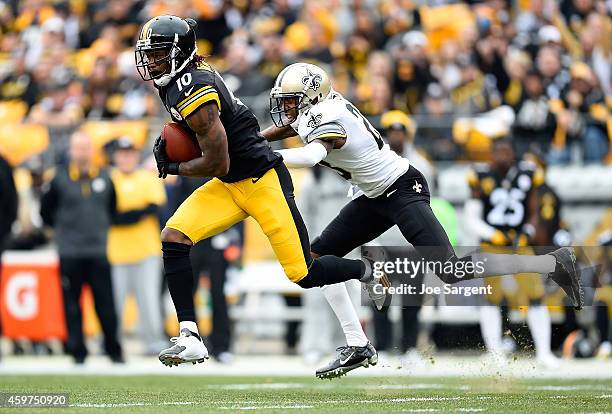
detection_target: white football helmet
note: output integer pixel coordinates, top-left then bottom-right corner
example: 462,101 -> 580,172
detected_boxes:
269,63 -> 332,128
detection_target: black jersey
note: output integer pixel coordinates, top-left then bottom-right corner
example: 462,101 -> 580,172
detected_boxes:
468,161 -> 544,233
156,61 -> 281,183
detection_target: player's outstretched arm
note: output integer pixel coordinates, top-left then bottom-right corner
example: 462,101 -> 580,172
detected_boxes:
261,124 -> 298,141
179,102 -> 230,178
275,139 -> 333,168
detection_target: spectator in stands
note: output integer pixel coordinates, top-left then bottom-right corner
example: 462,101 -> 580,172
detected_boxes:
0,55 -> 40,108
561,62 -> 609,163
28,80 -> 83,127
502,48 -> 532,108
536,45 -> 570,100
579,27 -> 610,94
40,131 -> 123,364
84,0 -> 140,48
221,34 -> 270,98
451,54 -> 498,115
108,137 -> 167,355
552,62 -> 609,164
393,31 -> 434,113
512,70 -> 557,158
84,57 -> 119,120
255,33 -> 290,90
415,83 -> 457,161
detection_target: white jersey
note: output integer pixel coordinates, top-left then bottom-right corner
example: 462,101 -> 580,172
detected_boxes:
296,92 -> 409,199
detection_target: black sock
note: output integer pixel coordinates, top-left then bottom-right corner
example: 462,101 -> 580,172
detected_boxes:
162,241 -> 196,322
297,255 -> 364,288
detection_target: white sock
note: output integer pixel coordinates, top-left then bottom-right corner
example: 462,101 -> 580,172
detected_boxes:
179,321 -> 199,336
472,253 -> 555,278
321,283 -> 368,347
527,305 -> 552,358
480,306 -> 503,354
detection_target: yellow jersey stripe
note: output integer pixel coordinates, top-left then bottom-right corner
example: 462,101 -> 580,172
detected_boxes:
177,85 -> 215,108
178,91 -> 221,119
313,132 -> 347,140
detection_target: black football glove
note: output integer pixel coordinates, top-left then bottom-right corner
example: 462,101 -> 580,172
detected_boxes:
153,136 -> 180,179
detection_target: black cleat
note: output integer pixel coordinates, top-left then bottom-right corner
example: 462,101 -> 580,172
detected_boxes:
547,247 -> 584,310
315,342 -> 378,379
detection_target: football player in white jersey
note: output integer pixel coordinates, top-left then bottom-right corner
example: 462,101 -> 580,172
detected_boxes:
262,63 -> 584,379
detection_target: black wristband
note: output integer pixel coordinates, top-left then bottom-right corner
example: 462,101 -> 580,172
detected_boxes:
167,162 -> 180,175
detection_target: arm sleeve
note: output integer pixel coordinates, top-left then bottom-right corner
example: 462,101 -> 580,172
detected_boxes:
275,141 -> 328,168
464,198 -> 497,240
305,122 -> 347,143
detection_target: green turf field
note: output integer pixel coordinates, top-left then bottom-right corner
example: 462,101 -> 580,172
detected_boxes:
0,375 -> 610,413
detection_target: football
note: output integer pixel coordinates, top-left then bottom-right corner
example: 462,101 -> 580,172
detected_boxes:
161,122 -> 202,162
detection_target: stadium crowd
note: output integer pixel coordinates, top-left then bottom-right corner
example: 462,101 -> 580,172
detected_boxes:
0,0 -> 611,364
0,0 -> 610,162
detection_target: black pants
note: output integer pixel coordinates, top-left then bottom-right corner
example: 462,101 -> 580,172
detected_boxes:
312,166 -> 453,260
191,239 -> 231,356
60,256 -> 122,360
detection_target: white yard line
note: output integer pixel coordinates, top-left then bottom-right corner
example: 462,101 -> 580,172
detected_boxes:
219,406 -> 313,410
363,383 -> 471,391
528,385 -> 612,391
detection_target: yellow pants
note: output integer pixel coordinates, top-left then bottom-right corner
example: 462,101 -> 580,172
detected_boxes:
482,245 -> 545,305
165,164 -> 311,282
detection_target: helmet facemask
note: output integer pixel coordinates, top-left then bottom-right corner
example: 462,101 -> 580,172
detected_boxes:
269,91 -> 315,128
135,34 -> 196,87
269,64 -> 331,128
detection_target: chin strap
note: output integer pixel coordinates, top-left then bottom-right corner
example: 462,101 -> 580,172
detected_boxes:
154,35 -> 198,87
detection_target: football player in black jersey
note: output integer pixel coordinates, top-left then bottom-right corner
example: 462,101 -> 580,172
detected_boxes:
135,16 -> 382,368
466,138 -> 560,368
522,151 -> 572,250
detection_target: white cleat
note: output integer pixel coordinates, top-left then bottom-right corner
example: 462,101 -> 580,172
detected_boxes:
536,353 -> 561,369
158,328 -> 209,367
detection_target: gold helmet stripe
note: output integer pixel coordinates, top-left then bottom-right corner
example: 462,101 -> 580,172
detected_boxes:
140,18 -> 156,41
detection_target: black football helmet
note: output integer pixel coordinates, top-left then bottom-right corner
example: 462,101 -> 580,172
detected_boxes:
135,15 -> 197,86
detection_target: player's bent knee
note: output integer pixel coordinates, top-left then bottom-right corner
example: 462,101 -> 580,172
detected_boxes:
161,227 -> 192,245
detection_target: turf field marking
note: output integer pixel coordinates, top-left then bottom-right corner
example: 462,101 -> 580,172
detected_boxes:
363,383 -> 471,391
212,383 -> 305,390
528,385 -> 612,391
219,405 -> 313,410
72,402 -> 198,408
